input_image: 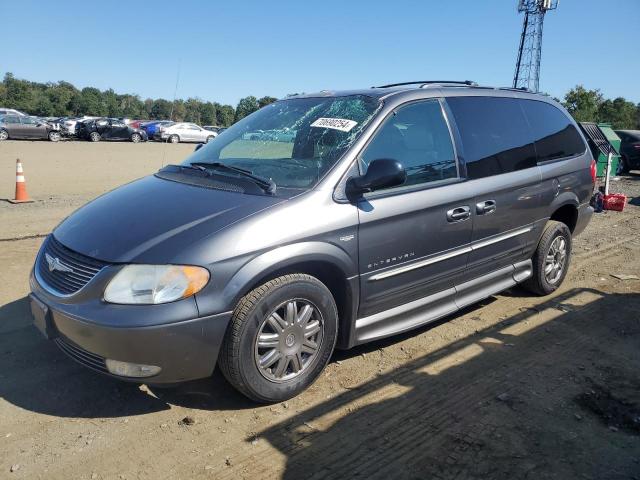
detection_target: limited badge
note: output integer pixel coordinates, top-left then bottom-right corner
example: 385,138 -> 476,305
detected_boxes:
310,117 -> 358,132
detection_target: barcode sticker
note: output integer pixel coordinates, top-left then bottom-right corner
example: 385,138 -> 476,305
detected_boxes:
310,117 -> 358,132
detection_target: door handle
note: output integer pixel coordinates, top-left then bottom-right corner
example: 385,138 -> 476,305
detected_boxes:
475,200 -> 496,215
446,206 -> 471,222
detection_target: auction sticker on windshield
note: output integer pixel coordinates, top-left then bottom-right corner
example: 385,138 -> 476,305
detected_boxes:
310,118 -> 358,132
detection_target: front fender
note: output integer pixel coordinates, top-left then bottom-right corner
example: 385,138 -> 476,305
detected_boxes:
194,241 -> 358,317
222,241 -> 357,308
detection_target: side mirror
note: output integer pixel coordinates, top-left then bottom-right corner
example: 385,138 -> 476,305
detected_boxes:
347,158 -> 406,196
194,143 -> 204,152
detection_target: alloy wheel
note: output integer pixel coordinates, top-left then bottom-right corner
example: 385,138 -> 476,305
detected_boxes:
0,130 -> 8,141
254,299 -> 324,383
544,235 -> 567,284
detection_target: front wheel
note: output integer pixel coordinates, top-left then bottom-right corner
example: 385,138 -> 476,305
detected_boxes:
523,220 -> 572,296
48,131 -> 61,142
219,274 -> 338,403
131,133 -> 142,143
89,132 -> 101,142
169,134 -> 179,144
0,129 -> 8,141
205,135 -> 214,143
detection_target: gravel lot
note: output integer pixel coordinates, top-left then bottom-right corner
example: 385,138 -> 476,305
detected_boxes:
1,141 -> 639,479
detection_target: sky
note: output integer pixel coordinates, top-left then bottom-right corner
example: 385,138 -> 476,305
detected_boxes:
3,0 -> 639,106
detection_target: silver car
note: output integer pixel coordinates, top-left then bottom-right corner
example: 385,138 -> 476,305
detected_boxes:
159,122 -> 217,143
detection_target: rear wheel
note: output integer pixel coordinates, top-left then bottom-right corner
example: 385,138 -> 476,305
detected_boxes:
219,274 -> 338,403
169,134 -> 180,144
0,129 -> 8,141
89,132 -> 101,142
48,131 -> 61,142
523,220 -> 572,296
131,133 -> 142,143
205,135 -> 214,143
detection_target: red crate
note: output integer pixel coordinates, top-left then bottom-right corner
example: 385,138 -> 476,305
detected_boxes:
603,193 -> 627,212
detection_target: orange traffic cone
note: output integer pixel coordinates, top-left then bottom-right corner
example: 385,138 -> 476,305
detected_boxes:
8,158 -> 34,203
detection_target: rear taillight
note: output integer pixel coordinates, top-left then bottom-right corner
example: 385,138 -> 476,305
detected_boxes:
589,159 -> 597,184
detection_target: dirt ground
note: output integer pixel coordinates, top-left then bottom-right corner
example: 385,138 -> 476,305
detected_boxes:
0,140 -> 639,480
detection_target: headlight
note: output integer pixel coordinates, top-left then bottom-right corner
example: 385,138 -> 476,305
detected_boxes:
104,265 -> 209,304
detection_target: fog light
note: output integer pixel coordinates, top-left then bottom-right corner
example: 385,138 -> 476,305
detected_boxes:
105,359 -> 161,378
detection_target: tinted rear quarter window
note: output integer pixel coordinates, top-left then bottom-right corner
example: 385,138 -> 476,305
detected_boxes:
520,100 -> 585,162
447,96 -> 537,179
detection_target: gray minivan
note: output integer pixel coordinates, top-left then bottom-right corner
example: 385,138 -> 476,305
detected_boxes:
30,81 -> 595,402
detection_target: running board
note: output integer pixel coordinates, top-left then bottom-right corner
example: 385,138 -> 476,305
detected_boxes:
353,260 -> 533,345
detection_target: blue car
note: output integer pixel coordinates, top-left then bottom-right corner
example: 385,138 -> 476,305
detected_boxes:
142,121 -> 175,140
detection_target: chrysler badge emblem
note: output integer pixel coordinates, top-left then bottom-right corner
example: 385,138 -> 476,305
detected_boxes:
45,253 -> 74,273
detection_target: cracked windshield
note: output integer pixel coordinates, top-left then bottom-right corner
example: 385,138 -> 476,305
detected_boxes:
184,95 -> 381,190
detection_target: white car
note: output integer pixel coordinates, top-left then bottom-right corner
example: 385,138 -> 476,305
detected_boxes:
158,122 -> 217,143
62,116 -> 98,136
0,108 -> 27,117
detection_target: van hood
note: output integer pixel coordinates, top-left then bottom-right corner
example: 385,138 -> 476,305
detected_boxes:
53,175 -> 285,263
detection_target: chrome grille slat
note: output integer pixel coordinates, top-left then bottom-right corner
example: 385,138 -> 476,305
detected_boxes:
37,236 -> 109,295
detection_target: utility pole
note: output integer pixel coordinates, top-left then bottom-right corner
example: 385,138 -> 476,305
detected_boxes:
513,0 -> 558,92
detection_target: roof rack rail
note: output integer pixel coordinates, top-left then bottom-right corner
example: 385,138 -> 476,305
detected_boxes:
498,86 -> 532,93
374,80 -> 478,88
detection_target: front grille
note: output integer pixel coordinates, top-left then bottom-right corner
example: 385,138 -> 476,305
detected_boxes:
38,236 -> 108,295
54,335 -> 108,373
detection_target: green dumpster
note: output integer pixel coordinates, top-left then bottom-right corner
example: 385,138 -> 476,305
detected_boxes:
595,123 -> 620,177
579,122 -> 622,178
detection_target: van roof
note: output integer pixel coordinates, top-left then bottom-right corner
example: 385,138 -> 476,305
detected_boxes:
290,81 -> 550,102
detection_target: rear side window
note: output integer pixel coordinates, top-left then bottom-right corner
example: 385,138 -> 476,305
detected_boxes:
520,100 -> 585,162
447,96 -> 537,179
361,99 -> 457,187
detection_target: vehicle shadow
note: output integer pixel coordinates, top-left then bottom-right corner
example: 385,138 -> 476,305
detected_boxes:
238,288 -> 640,480
0,293 -> 496,417
0,296 -> 252,418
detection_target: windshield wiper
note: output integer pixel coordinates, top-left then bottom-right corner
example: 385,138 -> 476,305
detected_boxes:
191,161 -> 276,194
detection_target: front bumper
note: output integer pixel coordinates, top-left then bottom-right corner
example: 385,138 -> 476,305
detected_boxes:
29,269 -> 232,384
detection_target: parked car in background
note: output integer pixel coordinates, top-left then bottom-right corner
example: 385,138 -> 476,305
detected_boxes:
128,120 -> 149,129
203,126 -> 222,134
76,118 -> 148,142
157,122 -> 216,143
0,108 -> 28,117
61,116 -> 97,136
141,120 -> 175,140
614,130 -> 640,173
0,115 -> 62,141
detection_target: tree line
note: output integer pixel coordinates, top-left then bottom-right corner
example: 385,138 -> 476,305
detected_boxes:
0,73 -> 277,126
561,85 -> 639,130
1,73 -> 638,130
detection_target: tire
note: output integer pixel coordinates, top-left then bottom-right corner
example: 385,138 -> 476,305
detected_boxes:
0,129 -> 8,141
131,133 -> 142,143
169,134 -> 180,144
205,136 -> 214,143
48,131 -> 61,142
219,274 -> 338,403
523,220 -> 572,296
89,132 -> 101,142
